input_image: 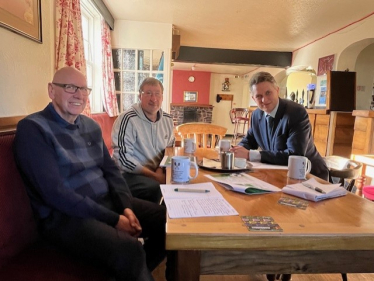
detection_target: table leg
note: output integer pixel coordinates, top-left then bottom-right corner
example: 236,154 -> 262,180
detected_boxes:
173,250 -> 200,281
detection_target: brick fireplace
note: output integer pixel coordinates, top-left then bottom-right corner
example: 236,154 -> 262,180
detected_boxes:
170,104 -> 213,126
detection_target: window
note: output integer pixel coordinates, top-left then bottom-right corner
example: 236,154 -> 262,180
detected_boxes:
112,48 -> 165,112
81,0 -> 103,113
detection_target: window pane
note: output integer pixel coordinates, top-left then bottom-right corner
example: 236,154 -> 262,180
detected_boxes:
123,72 -> 135,92
114,72 -> 121,91
112,49 -> 121,69
137,73 -> 149,87
123,94 -> 137,111
123,50 -> 135,70
138,50 -> 150,70
116,93 -> 121,112
152,50 -> 164,71
152,73 -> 164,84
86,64 -> 93,88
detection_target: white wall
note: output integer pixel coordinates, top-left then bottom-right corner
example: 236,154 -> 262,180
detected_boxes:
111,20 -> 173,112
0,0 -> 54,117
356,44 -> 374,109
292,15 -> 374,109
209,74 -> 246,134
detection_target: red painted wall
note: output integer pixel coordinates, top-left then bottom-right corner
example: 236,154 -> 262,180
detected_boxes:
172,70 -> 211,104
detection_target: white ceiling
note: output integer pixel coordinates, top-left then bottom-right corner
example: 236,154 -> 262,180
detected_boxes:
103,0 -> 374,75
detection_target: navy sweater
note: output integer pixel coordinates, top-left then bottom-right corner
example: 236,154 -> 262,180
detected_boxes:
14,103 -> 132,227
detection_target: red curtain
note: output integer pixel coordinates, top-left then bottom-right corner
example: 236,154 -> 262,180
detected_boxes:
101,19 -> 119,117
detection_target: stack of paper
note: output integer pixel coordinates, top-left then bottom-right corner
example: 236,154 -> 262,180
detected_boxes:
160,182 -> 238,218
282,178 -> 347,202
205,173 -> 281,195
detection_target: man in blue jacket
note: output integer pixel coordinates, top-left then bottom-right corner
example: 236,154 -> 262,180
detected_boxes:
231,71 -> 328,181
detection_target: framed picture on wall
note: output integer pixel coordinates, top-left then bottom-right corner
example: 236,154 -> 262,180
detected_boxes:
0,0 -> 42,43
317,54 -> 334,76
184,91 -> 198,102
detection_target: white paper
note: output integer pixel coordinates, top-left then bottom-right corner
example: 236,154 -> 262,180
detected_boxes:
160,182 -> 239,218
248,162 -> 288,170
282,178 -> 347,202
205,173 -> 281,195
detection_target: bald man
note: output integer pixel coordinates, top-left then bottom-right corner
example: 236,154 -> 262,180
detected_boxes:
14,67 -> 168,281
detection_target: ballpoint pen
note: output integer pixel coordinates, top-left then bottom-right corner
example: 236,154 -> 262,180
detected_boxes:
174,188 -> 210,193
302,182 -> 326,194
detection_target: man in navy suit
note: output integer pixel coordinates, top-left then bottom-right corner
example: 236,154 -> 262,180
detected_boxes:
231,71 -> 329,181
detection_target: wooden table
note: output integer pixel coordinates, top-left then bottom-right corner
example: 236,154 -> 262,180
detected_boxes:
165,147 -> 374,281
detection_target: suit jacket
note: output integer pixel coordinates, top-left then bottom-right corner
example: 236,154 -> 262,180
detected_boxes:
239,98 -> 329,180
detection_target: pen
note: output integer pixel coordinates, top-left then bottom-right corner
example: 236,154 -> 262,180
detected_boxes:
302,182 -> 326,194
174,188 -> 210,193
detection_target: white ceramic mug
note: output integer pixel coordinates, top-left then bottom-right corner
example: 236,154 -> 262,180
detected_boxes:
171,156 -> 199,183
234,157 -> 247,168
287,155 -> 312,179
218,139 -> 231,152
183,138 -> 196,153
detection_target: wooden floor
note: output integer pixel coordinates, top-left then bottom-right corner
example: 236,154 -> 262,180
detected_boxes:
152,259 -> 374,281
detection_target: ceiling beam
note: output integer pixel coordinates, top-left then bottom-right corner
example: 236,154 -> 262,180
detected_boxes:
175,46 -> 292,68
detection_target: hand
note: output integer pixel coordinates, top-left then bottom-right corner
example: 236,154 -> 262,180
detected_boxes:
154,167 -> 166,184
115,209 -> 142,237
124,208 -> 142,237
141,167 -> 166,184
230,145 -> 249,160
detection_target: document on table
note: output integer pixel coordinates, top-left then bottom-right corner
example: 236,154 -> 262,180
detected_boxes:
248,162 -> 288,170
205,173 -> 281,195
160,182 -> 239,218
282,178 -> 347,202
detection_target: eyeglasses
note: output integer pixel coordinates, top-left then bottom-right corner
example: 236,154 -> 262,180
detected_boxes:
52,83 -> 92,96
141,91 -> 162,98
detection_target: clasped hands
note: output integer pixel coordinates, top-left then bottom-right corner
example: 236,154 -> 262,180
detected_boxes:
115,208 -> 142,237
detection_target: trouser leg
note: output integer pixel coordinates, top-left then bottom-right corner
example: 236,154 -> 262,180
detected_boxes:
131,198 -> 167,271
123,172 -> 162,204
40,212 -> 154,281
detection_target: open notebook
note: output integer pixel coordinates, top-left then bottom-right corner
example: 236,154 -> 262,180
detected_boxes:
282,178 -> 347,202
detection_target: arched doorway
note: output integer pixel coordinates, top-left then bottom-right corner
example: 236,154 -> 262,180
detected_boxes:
337,38 -> 374,110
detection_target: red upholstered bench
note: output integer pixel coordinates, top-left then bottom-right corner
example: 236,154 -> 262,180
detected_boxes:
0,112 -> 117,280
91,112 -> 117,156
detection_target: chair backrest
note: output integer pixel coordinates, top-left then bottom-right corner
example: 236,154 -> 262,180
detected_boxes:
176,122 -> 228,149
229,108 -> 249,124
324,155 -> 363,192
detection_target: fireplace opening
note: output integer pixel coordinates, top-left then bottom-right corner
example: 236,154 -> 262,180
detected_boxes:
183,108 -> 198,123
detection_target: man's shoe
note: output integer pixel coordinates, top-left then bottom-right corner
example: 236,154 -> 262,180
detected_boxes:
281,274 -> 291,281
266,274 -> 276,281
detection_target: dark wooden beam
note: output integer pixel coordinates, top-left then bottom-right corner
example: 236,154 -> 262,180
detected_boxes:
175,46 -> 292,68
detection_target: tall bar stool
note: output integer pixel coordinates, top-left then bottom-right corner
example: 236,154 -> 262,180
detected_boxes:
229,108 -> 250,145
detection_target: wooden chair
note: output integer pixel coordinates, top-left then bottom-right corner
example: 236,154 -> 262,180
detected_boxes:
176,122 -> 227,149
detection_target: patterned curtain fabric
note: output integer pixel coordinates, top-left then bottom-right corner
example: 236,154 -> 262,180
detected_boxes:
55,0 -> 91,116
101,19 -> 119,117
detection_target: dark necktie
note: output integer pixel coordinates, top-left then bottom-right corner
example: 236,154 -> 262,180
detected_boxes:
266,115 -> 274,141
